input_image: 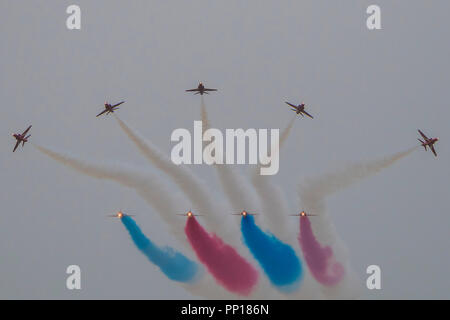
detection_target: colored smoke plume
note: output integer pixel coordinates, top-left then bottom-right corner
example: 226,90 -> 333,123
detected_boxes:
185,216 -> 259,296
241,214 -> 302,292
298,215 -> 345,286
122,216 -> 199,282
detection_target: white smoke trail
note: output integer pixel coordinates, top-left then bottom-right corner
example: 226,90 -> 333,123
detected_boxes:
279,117 -> 296,150
201,105 -> 325,299
250,117 -> 296,239
114,116 -> 222,226
246,117 -> 326,299
199,99 -> 291,298
251,178 -> 293,238
201,105 -> 323,299
34,144 -> 189,245
112,111 -> 281,299
33,144 -> 246,298
215,165 -> 261,213
200,99 -> 261,214
298,147 -> 418,298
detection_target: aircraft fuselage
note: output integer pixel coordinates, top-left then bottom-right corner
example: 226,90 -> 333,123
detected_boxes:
296,104 -> 305,112
13,133 -> 27,142
422,138 -> 438,147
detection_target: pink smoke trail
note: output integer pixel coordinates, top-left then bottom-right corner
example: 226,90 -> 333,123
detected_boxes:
185,216 -> 259,296
298,215 -> 345,286
297,147 -> 417,297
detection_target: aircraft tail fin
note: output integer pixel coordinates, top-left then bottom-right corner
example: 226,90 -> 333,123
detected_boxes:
23,135 -> 30,146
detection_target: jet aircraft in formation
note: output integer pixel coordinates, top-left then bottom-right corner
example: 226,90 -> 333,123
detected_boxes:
177,210 -> 202,218
417,129 -> 439,157
96,101 -> 125,117
231,210 -> 258,217
12,87 -> 441,229
107,210 -> 135,219
185,82 -> 217,95
289,211 -> 317,218
285,101 -> 314,119
12,125 -> 32,152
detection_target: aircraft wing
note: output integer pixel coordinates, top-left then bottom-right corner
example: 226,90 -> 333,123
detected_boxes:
418,129 -> 428,140
285,102 -> 297,108
22,125 -> 32,136
302,110 -> 314,119
204,88 -> 217,92
185,89 -> 199,92
96,109 -> 108,117
112,101 -> 125,108
430,144 -> 437,157
13,140 -> 20,152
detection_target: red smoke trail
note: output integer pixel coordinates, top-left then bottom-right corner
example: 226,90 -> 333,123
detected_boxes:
298,216 -> 345,287
185,217 -> 259,296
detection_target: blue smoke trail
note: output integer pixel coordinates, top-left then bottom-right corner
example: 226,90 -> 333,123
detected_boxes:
121,216 -> 199,283
241,215 -> 302,292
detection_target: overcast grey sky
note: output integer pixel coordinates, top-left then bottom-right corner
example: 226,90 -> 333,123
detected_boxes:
1,1 -> 449,299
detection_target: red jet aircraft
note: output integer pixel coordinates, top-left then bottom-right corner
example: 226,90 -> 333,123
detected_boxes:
12,125 -> 32,152
177,210 -> 202,218
231,210 -> 258,218
285,101 -> 314,118
418,129 -> 439,157
186,82 -> 217,95
96,101 -> 125,117
289,211 -> 317,218
107,210 -> 135,219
